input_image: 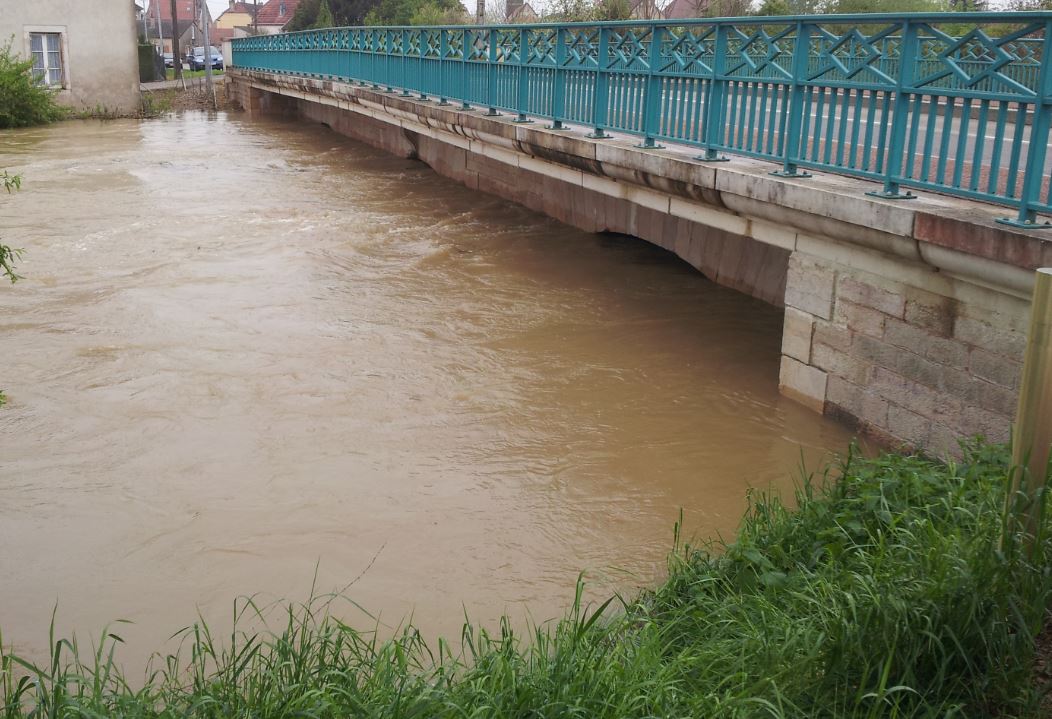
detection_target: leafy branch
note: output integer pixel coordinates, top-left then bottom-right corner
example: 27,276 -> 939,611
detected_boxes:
1,169 -> 23,283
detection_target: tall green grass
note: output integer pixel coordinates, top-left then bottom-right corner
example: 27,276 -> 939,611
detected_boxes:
3,443 -> 1050,717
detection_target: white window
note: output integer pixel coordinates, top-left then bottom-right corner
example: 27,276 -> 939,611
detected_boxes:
29,32 -> 63,87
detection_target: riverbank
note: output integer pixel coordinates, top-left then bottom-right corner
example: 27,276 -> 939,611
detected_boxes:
2,443 -> 1049,717
140,80 -> 230,115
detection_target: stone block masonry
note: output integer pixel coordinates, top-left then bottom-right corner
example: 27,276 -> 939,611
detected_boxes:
228,70 -> 1052,458
780,250 -> 1028,455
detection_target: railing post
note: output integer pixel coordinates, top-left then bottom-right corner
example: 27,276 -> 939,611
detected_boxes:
357,31 -> 365,84
401,29 -> 412,97
866,19 -> 918,199
372,28 -> 385,88
637,25 -> 665,149
486,27 -> 499,116
696,22 -> 729,162
461,30 -> 472,110
385,30 -> 395,92
438,29 -> 450,105
515,27 -> 531,122
770,20 -> 812,177
418,30 -> 427,100
588,26 -> 610,139
998,19 -> 1052,229
549,27 -> 567,129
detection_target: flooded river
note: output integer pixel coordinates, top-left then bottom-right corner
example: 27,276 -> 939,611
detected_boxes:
0,113 -> 856,667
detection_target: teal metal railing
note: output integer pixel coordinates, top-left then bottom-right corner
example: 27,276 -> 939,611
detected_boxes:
232,13 -> 1052,227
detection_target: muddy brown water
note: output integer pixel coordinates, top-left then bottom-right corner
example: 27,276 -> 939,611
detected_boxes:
0,113 -> 857,669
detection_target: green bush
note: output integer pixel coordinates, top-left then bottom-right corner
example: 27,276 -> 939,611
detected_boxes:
0,39 -> 65,129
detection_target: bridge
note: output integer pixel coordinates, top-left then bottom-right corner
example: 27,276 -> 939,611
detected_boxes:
228,12 -> 1052,455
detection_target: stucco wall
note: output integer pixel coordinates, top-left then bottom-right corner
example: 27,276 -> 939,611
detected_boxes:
0,0 -> 140,114
216,11 -> 253,29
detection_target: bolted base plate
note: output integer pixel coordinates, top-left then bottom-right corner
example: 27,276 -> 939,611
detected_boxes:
865,189 -> 916,200
995,217 -> 1052,229
771,169 -> 813,178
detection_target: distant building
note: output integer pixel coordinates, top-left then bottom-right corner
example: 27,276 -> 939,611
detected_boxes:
663,0 -> 710,18
145,0 -> 197,23
145,18 -> 196,56
505,0 -> 538,22
254,0 -> 301,34
216,1 -> 259,31
143,0 -> 223,56
630,0 -> 662,19
0,0 -> 140,113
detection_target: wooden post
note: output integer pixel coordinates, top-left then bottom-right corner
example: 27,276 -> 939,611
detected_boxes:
169,0 -> 182,80
1009,267 -> 1052,545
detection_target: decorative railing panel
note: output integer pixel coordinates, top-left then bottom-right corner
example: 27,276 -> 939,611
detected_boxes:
232,13 -> 1052,226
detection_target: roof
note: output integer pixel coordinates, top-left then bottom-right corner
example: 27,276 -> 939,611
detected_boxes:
663,0 -> 709,18
255,0 -> 302,27
145,18 -> 196,39
146,0 -> 196,20
211,27 -> 236,42
507,1 -> 537,22
217,2 -> 260,20
630,0 -> 661,19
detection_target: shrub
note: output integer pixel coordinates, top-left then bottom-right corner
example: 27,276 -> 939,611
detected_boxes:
0,39 -> 66,129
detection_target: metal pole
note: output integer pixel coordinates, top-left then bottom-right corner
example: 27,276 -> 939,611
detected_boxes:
202,0 -> 215,108
1008,267 -> 1052,547
156,0 -> 164,62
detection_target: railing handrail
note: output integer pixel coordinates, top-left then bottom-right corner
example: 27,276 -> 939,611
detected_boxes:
231,12 -> 1052,35
232,12 -> 1052,227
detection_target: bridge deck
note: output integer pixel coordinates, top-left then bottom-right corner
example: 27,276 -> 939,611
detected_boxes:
231,67 -> 1052,300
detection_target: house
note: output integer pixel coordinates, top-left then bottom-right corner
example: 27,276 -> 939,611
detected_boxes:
145,0 -> 197,24
143,0 -> 222,56
254,0 -> 302,34
663,0 -> 710,18
211,27 -> 236,44
505,0 -> 538,22
0,0 -> 140,114
630,0 -> 662,19
145,18 -> 196,56
216,1 -> 259,31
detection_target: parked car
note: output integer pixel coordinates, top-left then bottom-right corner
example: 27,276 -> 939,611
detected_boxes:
188,46 -> 223,71
162,52 -> 174,68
